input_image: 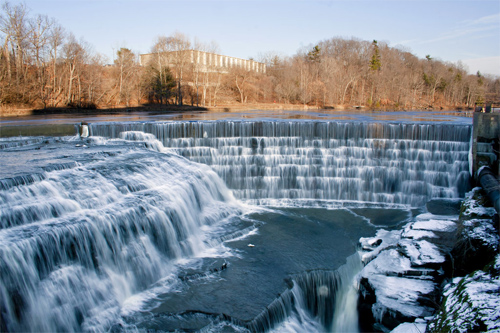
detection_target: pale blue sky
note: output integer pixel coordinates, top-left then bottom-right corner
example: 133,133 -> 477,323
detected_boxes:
12,0 -> 500,76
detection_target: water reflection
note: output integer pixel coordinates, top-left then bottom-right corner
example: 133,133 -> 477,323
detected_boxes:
1,109 -> 472,137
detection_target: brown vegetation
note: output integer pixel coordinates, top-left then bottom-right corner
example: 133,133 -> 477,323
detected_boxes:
1,2 -> 499,116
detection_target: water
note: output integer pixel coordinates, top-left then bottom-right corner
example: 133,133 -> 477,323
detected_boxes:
0,114 -> 471,332
90,121 -> 471,207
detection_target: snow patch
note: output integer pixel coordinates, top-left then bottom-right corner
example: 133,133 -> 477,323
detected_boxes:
464,204 -> 497,218
429,262 -> 500,333
416,213 -> 458,221
411,219 -> 457,232
462,218 -> 500,249
462,187 -> 497,218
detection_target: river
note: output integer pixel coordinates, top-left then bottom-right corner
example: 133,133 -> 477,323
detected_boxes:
0,110 -> 472,332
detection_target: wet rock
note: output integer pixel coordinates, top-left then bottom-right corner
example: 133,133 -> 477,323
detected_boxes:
357,211 -> 459,331
359,187 -> 500,333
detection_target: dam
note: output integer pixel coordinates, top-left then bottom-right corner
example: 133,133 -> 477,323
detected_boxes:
0,111 -> 476,332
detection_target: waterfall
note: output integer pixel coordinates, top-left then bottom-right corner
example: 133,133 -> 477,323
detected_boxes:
0,137 -> 241,332
90,121 -> 471,206
1,119 -> 473,332
244,253 -> 363,332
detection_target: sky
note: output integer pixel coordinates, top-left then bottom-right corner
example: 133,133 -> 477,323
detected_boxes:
9,0 -> 500,76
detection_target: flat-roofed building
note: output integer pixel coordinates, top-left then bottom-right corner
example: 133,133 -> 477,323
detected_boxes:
140,50 -> 266,74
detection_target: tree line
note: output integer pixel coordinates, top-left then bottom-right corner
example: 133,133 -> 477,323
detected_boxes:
264,39 -> 499,109
1,1 -> 498,111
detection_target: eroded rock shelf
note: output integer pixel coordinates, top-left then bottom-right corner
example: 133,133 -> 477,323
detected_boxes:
357,188 -> 499,332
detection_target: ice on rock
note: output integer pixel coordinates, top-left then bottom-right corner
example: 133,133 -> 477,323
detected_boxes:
359,229 -> 401,264
463,218 -> 500,249
359,213 -> 458,330
429,264 -> 500,332
416,213 -> 458,221
411,219 -> 457,232
402,227 -> 437,240
362,249 -> 413,276
391,320 -> 427,333
399,239 -> 446,266
370,275 -> 436,319
403,213 -> 457,239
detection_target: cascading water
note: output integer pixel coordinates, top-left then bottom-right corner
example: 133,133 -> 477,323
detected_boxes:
244,253 -> 363,332
1,118 -> 472,332
0,135 -> 241,332
90,121 -> 471,206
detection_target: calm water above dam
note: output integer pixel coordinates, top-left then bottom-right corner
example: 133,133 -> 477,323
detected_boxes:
0,110 -> 472,332
0,109 -> 471,137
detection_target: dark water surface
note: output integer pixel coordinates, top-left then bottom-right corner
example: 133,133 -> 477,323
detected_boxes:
1,109 -> 471,137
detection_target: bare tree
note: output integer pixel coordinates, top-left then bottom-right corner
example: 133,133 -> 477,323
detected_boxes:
166,31 -> 191,105
0,1 -> 31,101
228,64 -> 259,104
197,40 -> 222,107
0,2 -> 496,112
62,34 -> 87,106
191,38 -> 204,106
114,47 -> 138,106
150,35 -> 169,90
83,52 -> 106,107
48,23 -> 64,106
28,15 -> 53,107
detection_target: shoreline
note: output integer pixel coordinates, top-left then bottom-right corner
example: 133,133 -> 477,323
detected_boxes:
0,103 -> 473,118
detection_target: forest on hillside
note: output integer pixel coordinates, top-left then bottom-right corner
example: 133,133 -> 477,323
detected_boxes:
1,2 -> 499,111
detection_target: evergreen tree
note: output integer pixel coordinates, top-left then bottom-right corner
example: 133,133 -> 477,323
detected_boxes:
369,40 -> 381,71
307,45 -> 321,63
145,66 -> 176,104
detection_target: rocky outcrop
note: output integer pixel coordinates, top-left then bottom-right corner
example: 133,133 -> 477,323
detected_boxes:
427,257 -> 500,333
452,187 -> 499,276
358,210 -> 459,331
427,188 -> 499,333
356,188 -> 500,332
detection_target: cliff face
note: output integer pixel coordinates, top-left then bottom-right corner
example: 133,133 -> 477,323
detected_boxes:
357,188 -> 499,332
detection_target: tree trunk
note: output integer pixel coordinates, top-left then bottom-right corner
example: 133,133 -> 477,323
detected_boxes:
77,75 -> 81,107
342,78 -> 354,105
52,49 -> 57,105
235,76 -> 244,104
213,74 -> 221,107
67,66 -> 74,105
202,85 -> 206,107
4,36 -> 11,81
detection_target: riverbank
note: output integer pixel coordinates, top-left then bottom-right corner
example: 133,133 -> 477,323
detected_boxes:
358,187 -> 499,332
0,104 -> 209,117
0,102 -> 474,118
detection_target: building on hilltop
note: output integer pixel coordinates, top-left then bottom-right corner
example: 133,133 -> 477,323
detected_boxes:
139,50 -> 266,74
